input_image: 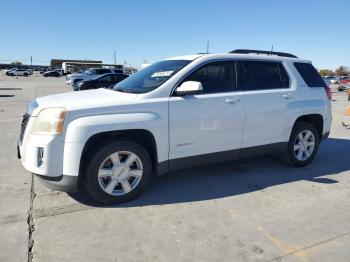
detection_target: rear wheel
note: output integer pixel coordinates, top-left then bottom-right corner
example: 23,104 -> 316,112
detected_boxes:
284,121 -> 319,167
84,141 -> 152,204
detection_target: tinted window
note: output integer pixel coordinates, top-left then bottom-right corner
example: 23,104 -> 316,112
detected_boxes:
182,61 -> 236,94
115,74 -> 128,82
98,69 -> 111,74
238,61 -> 289,90
294,62 -> 326,87
100,74 -> 114,82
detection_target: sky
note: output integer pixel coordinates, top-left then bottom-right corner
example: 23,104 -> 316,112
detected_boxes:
0,0 -> 349,70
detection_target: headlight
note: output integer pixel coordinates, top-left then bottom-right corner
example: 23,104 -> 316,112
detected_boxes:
32,108 -> 67,135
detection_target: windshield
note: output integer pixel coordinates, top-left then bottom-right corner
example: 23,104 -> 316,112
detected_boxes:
113,60 -> 191,94
84,69 -> 96,74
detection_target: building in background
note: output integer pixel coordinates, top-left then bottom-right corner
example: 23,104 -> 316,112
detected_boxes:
50,59 -> 102,69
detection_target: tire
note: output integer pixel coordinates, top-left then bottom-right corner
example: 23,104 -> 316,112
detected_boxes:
24,73 -> 28,77
84,141 -> 153,204
283,121 -> 319,167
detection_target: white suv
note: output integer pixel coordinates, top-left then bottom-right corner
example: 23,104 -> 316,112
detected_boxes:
8,69 -> 31,76
18,49 -> 332,204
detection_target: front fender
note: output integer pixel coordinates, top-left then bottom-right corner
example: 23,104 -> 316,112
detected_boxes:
62,112 -> 168,177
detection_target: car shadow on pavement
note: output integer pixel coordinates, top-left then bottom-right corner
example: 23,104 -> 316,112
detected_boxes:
69,138 -> 350,208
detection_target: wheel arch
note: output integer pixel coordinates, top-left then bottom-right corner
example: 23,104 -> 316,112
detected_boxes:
79,129 -> 159,179
292,114 -> 324,140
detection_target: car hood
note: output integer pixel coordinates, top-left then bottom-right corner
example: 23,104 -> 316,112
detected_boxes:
28,88 -> 137,116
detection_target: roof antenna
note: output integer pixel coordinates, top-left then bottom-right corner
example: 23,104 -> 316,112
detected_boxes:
206,41 -> 210,54
270,45 -> 274,56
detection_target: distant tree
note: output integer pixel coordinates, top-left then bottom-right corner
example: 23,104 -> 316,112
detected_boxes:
10,61 -> 22,65
319,69 -> 334,77
335,66 -> 350,76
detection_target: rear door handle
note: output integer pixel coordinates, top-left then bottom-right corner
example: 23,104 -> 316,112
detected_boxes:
226,97 -> 241,104
282,93 -> 293,99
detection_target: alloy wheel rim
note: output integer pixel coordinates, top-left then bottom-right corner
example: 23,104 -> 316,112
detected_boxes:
293,130 -> 315,161
98,151 -> 143,196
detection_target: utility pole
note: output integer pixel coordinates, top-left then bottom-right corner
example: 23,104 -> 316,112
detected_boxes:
114,50 -> 116,65
206,41 -> 210,54
30,56 -> 32,67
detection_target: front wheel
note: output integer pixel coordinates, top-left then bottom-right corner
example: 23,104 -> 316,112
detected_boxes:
84,141 -> 152,204
284,121 -> 319,167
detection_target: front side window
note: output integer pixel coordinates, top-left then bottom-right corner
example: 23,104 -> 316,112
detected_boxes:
238,61 -> 290,90
181,61 -> 236,94
115,74 -> 128,82
100,74 -> 114,82
113,60 -> 190,94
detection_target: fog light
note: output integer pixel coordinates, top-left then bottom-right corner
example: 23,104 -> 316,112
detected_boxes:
37,147 -> 44,167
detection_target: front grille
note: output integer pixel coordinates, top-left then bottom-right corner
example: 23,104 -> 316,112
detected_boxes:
19,113 -> 30,142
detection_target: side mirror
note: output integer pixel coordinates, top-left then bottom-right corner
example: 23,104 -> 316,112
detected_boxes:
175,81 -> 203,96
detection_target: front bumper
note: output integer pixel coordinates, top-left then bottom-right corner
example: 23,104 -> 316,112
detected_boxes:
18,115 -> 65,176
18,114 -> 82,193
65,77 -> 72,85
322,131 -> 330,141
35,174 -> 78,192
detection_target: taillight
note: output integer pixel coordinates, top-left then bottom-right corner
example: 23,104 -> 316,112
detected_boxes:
325,86 -> 332,100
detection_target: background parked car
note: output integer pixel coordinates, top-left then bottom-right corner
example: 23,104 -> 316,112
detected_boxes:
5,68 -> 17,75
338,77 -> 350,91
322,77 -> 331,86
7,69 -> 31,76
40,68 -> 49,74
339,77 -> 350,86
74,73 -> 128,91
43,69 -> 62,77
65,68 -> 124,85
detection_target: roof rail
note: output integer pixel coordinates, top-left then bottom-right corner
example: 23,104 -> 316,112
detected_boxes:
229,49 -> 298,58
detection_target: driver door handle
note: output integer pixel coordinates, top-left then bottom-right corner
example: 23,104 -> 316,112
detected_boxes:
282,93 -> 293,99
226,97 -> 240,104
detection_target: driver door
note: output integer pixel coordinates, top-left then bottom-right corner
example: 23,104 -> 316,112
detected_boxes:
169,61 -> 244,166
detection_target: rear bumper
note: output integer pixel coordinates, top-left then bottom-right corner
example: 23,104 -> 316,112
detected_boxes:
35,174 -> 78,193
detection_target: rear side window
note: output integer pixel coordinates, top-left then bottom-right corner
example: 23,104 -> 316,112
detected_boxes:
294,62 -> 326,87
237,61 -> 290,90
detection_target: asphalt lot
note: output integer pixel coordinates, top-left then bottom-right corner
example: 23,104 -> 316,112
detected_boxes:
0,73 -> 349,262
